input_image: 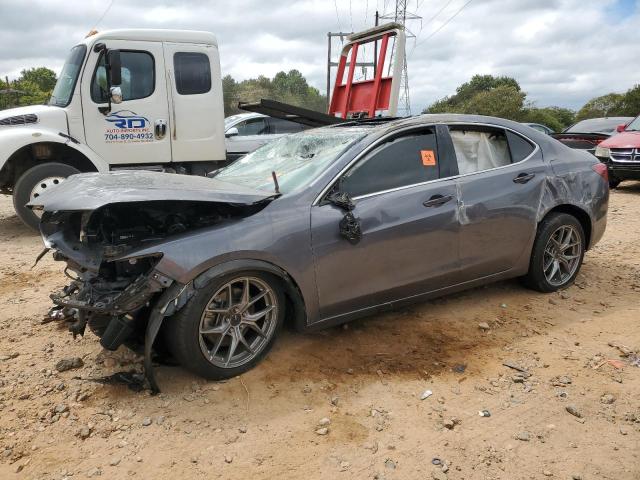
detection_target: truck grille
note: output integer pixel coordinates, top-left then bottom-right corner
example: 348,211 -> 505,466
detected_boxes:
0,114 -> 38,126
610,148 -> 640,163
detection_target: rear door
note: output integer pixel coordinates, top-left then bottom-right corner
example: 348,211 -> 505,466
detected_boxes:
311,127 -> 461,320
447,124 -> 546,281
81,40 -> 171,165
164,42 -> 226,163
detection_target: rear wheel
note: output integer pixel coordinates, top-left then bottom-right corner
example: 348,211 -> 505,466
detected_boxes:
13,162 -> 80,231
522,213 -> 585,292
608,177 -> 621,189
164,271 -> 284,380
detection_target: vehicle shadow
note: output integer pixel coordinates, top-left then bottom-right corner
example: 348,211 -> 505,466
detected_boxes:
614,180 -> 640,195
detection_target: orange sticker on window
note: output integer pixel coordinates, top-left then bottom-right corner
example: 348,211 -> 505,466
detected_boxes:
421,150 -> 436,166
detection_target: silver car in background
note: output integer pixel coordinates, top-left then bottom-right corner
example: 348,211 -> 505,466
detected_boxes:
32,114 -> 609,389
224,112 -> 309,161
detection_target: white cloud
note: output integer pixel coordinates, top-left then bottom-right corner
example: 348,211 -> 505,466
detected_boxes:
0,0 -> 638,112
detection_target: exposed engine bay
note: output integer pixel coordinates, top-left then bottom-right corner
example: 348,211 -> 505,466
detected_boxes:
40,198 -> 270,389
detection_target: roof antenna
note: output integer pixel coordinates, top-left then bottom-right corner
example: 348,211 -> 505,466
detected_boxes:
271,171 -> 280,194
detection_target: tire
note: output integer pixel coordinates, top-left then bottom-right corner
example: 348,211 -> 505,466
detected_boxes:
13,162 -> 80,231
164,271 -> 285,380
522,212 -> 585,293
608,178 -> 621,189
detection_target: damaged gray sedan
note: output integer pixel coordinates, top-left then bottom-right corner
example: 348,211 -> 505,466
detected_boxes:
31,114 -> 608,389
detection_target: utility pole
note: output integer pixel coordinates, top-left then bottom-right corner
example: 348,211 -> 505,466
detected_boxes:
380,0 -> 421,116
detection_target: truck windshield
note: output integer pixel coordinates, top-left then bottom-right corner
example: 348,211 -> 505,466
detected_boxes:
49,45 -> 87,107
216,128 -> 368,194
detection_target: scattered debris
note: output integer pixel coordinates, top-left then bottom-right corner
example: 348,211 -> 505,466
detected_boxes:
551,375 -> 572,386
601,394 -> 616,404
565,405 -> 583,418
452,364 -> 466,374
315,427 -> 329,436
85,371 -> 146,392
503,361 -> 530,376
318,417 -> 331,427
55,357 -> 84,372
478,322 -> 490,331
479,410 -> 491,417
515,431 -> 531,441
420,389 -> 433,400
431,458 -> 442,465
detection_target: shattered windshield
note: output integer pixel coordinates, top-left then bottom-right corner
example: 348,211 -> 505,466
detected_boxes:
216,128 -> 368,193
49,45 -> 87,107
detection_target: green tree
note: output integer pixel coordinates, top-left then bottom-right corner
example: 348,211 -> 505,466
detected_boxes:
617,84 -> 640,117
463,85 -> 526,119
19,67 -> 57,92
575,93 -> 625,121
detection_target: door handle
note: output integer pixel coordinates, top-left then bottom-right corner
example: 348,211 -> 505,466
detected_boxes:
513,172 -> 535,184
423,194 -> 453,208
155,119 -> 167,140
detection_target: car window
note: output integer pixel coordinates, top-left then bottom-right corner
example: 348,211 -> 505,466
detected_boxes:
506,130 -> 535,162
91,51 -> 154,103
236,118 -> 269,136
174,52 -> 211,95
269,117 -> 304,134
341,130 -> 439,198
449,126 -> 511,175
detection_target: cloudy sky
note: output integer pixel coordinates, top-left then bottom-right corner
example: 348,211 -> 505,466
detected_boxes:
0,0 -> 638,113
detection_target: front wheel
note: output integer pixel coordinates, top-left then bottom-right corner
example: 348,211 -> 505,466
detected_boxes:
164,271 -> 284,380
522,213 -> 585,293
13,162 -> 80,231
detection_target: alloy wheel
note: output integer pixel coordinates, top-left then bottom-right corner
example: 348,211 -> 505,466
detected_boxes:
198,276 -> 278,369
30,176 -> 65,218
543,225 -> 582,287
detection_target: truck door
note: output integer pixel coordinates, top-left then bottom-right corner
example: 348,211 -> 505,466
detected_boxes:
81,40 -> 171,165
163,42 -> 226,164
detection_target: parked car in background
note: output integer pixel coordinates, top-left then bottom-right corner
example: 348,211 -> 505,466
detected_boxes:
33,114 -> 608,384
522,122 -> 554,135
552,117 -> 634,154
224,112 -> 310,161
595,114 -> 640,188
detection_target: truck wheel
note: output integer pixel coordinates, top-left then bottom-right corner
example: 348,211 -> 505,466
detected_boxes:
608,178 -> 621,189
12,162 -> 80,231
164,271 -> 285,380
522,212 -> 585,293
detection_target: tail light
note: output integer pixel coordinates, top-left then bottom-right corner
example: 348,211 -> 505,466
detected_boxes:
592,162 -> 609,182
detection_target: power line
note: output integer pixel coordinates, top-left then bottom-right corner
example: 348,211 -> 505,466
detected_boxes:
412,0 -> 474,51
92,0 -> 115,30
423,0 -> 455,29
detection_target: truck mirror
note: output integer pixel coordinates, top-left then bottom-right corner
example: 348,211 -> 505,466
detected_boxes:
110,86 -> 123,104
225,127 -> 239,138
107,50 -> 122,86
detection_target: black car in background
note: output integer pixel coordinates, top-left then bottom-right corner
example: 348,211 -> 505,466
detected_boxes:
552,117 -> 634,154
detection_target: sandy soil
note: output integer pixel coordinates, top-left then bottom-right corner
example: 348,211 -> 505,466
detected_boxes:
0,186 -> 639,480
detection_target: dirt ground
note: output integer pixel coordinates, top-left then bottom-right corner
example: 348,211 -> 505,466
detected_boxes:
0,187 -> 639,480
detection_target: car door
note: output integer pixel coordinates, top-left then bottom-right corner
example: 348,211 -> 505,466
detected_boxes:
446,124 -> 546,281
81,40 -> 171,165
164,43 -> 225,163
225,116 -> 270,160
311,127 -> 460,321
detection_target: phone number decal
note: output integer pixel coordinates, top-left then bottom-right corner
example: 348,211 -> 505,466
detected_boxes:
104,130 -> 154,143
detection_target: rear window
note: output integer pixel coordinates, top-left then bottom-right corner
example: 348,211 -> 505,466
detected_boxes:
174,52 -> 211,95
566,118 -> 632,135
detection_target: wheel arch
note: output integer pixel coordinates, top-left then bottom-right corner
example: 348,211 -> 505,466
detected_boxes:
0,136 -> 107,192
540,204 -> 592,249
192,259 -> 308,332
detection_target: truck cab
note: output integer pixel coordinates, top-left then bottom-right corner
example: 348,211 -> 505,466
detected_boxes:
0,29 -> 226,229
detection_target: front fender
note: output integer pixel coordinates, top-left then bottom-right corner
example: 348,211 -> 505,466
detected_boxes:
0,127 -> 109,172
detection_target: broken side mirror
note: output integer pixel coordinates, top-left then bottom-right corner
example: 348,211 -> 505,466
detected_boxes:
225,127 -> 239,138
107,50 -> 122,86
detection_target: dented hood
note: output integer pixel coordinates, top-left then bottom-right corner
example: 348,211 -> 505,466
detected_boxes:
29,171 -> 276,211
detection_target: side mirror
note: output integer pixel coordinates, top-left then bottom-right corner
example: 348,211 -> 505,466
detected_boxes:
225,127 -> 239,138
110,86 -> 123,104
107,50 -> 121,86
616,123 -> 627,133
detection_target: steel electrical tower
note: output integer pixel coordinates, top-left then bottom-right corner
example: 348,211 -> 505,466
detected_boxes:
381,1 -> 420,116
